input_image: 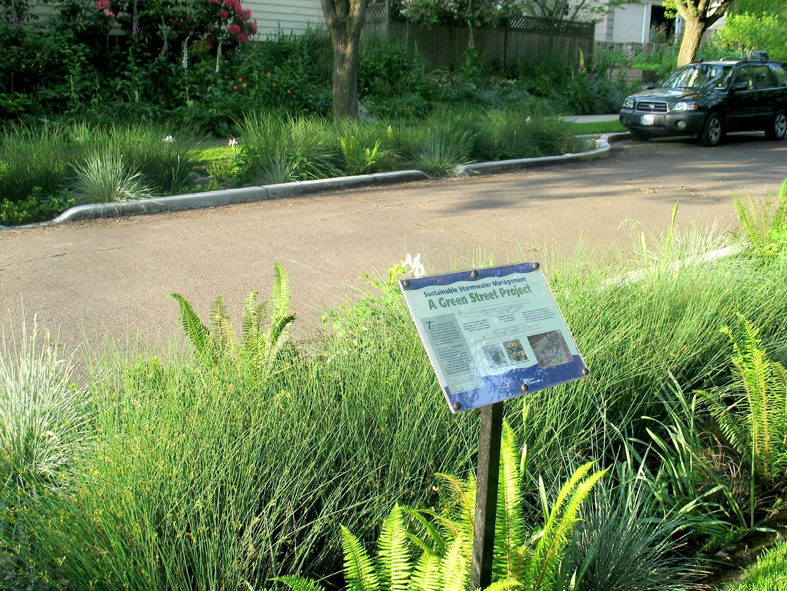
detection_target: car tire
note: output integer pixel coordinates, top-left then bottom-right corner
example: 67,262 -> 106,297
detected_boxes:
699,112 -> 725,147
764,109 -> 787,140
629,130 -> 650,141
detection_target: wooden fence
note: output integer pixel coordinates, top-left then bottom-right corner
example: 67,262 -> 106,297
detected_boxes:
364,2 -> 595,70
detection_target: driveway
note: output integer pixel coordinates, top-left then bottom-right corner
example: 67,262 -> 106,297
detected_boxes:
1,134 -> 785,354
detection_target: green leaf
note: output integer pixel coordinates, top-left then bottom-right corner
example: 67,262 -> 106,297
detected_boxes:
342,525 -> 380,591
377,504 -> 412,591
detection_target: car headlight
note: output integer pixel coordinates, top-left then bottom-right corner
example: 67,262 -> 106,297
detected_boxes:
623,97 -> 635,109
673,101 -> 699,111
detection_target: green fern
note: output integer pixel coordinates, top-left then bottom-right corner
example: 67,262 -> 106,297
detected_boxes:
168,262 -> 295,372
700,315 -> 787,484
494,422 -> 525,581
168,292 -> 212,358
378,504 -> 413,591
279,420 -> 603,591
342,525 -> 381,591
272,576 -> 326,591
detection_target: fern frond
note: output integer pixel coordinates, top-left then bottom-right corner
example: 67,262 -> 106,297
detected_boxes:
242,291 -> 261,349
270,261 -> 293,323
528,464 -> 606,591
377,504 -> 412,591
404,507 -> 447,557
494,422 -> 525,580
342,525 -> 380,591
439,537 -> 468,591
483,580 -> 523,591
168,293 -> 211,357
209,295 -> 237,357
273,575 -> 327,591
411,551 -> 443,591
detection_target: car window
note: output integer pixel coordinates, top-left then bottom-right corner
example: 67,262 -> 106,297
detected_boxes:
735,66 -> 756,90
753,66 -> 774,89
769,64 -> 787,87
663,64 -> 733,89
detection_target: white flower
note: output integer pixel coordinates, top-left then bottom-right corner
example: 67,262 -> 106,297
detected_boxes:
228,138 -> 238,147
401,253 -> 425,278
163,135 -> 174,142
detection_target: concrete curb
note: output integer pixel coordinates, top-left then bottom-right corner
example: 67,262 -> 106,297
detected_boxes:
454,134 -> 619,176
0,134 -> 626,230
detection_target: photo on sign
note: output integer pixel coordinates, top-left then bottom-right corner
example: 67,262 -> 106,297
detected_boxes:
527,330 -> 573,368
483,343 -> 509,368
503,339 -> 528,362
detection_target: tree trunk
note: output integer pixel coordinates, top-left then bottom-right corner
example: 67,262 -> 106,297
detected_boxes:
677,16 -> 705,67
321,0 -> 369,119
331,33 -> 359,118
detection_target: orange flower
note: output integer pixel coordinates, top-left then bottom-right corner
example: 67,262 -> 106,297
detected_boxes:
242,83 -> 247,87
272,82 -> 276,86
233,85 -> 238,90
238,77 -> 242,81
266,72 -> 271,76
287,89 -> 291,94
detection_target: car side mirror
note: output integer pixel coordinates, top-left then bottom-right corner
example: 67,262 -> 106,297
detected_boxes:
732,82 -> 749,92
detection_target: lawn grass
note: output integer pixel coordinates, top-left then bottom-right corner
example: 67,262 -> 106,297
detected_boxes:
723,542 -> 787,590
562,120 -> 627,135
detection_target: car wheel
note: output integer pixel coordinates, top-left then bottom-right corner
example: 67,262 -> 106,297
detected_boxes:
629,130 -> 650,141
765,109 -> 787,140
699,112 -> 724,147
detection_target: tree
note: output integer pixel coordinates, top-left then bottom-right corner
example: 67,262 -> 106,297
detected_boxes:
665,0 -> 734,67
391,0 -> 529,27
321,0 -> 370,119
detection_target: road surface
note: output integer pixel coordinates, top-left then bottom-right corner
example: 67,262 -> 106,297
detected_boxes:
1,134 -> 785,355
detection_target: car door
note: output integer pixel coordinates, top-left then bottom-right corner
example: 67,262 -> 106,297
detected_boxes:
727,66 -> 757,131
752,66 -> 778,126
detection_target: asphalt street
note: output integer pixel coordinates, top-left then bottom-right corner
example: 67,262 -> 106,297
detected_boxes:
1,133 -> 785,354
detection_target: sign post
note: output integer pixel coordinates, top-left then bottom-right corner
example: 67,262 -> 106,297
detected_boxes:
400,262 -> 588,589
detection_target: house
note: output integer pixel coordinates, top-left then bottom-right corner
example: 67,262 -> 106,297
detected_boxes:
245,0 -> 324,37
592,0 -> 726,45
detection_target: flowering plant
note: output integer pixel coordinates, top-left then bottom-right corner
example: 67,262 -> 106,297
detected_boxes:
94,0 -> 257,60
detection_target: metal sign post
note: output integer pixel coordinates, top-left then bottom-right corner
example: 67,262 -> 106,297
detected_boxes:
400,262 -> 588,590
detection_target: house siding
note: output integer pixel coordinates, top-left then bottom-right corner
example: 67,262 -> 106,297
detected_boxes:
244,0 -> 325,37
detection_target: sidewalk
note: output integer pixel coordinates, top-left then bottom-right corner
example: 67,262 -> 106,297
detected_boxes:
562,114 -> 620,123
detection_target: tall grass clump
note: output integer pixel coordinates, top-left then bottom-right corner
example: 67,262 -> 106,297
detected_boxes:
0,122 -> 197,224
71,153 -> 153,204
0,320 -> 88,491
0,321 -> 89,587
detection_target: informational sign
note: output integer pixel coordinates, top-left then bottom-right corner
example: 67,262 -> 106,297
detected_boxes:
400,262 -> 588,413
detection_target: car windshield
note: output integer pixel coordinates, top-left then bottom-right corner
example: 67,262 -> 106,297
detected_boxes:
663,64 -> 733,89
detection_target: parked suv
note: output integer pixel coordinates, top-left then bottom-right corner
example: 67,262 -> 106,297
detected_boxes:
619,54 -> 787,146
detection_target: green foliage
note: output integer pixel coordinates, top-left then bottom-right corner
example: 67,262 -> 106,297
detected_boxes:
724,541 -> 787,591
391,0 -> 529,27
279,421 -> 604,591
712,13 -> 787,62
0,122 -> 196,224
700,317 -> 787,489
0,320 -> 88,491
632,44 -> 679,83
734,179 -> 787,257
560,463 -> 701,591
71,153 -> 153,204
0,190 -> 75,226
169,262 -> 296,373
